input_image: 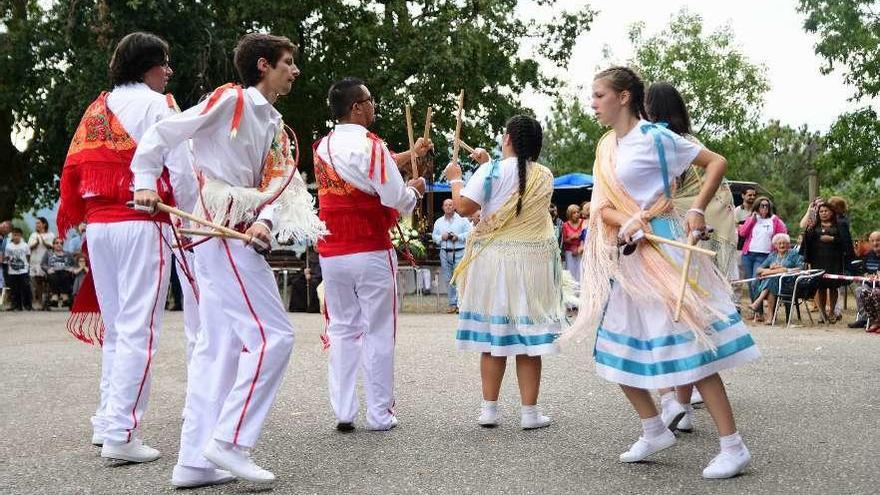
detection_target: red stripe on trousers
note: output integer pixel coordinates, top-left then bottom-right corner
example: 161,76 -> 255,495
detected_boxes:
219,239 -> 268,446
126,226 -> 164,442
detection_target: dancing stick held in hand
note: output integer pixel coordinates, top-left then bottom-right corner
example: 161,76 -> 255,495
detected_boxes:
452,90 -> 465,167
128,201 -> 269,251
405,105 -> 417,178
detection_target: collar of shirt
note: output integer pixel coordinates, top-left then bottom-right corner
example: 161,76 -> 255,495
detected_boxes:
246,86 -> 282,123
334,123 -> 369,134
111,82 -> 158,96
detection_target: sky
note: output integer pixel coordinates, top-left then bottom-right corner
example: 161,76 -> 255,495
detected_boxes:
520,0 -> 871,132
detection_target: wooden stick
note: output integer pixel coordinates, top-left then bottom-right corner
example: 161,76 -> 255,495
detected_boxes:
448,136 -> 475,155
133,202 -> 269,250
674,249 -> 693,322
177,228 -> 232,238
423,107 -> 432,140
644,233 -> 716,256
405,105 -> 417,178
451,90 -> 464,166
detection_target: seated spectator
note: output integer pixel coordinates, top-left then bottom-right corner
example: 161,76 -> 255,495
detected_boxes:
748,233 -> 803,322
42,238 -> 76,308
63,222 -> 86,254
848,231 -> 880,328
71,254 -> 89,297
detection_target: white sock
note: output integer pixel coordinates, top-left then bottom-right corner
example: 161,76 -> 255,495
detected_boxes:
521,405 -> 538,416
719,432 -> 746,455
641,415 -> 667,439
482,400 -> 498,410
660,391 -> 676,405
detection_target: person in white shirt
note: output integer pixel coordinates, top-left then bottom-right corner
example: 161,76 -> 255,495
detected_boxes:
313,77 -> 428,433
56,31 -> 193,467
132,33 -> 323,488
28,217 -> 55,310
432,199 -> 472,312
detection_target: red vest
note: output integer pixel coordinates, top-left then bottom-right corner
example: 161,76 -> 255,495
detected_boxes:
313,135 -> 398,257
57,92 -> 175,237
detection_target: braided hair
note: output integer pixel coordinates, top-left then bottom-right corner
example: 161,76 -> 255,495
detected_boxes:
594,66 -> 647,120
505,115 -> 543,216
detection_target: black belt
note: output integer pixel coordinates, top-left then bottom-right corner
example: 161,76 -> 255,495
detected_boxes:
443,248 -> 465,252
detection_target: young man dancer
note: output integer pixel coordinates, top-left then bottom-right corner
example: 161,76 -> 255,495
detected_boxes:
57,31 -> 189,464
314,77 -> 429,432
132,33 -> 323,487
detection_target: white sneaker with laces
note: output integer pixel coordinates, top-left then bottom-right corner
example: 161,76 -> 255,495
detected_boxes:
702,448 -> 751,479
660,400 -> 686,431
171,465 -> 236,488
203,440 -> 274,484
101,438 -> 161,463
478,407 -> 500,427
677,409 -> 695,432
619,430 -> 676,463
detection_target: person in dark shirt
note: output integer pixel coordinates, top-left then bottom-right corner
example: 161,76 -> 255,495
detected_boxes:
848,231 -> 880,328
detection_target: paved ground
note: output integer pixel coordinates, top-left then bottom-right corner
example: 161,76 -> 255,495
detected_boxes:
0,309 -> 878,494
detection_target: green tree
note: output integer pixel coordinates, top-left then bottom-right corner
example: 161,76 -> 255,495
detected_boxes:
541,97 -> 605,174
4,0 -> 596,219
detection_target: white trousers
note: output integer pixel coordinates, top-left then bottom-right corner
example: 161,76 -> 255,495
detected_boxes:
320,249 -> 398,428
178,238 -> 294,468
88,221 -> 171,444
176,249 -> 201,363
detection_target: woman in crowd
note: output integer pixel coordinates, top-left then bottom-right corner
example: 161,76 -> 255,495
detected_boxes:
573,66 -> 758,479
800,203 -> 846,322
28,217 -> 55,310
42,238 -> 76,308
738,198 -> 787,320
445,115 -> 564,430
562,204 -> 585,283
748,233 -> 804,320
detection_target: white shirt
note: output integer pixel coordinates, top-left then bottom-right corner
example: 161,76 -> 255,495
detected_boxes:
749,217 -> 775,254
734,205 -> 752,224
616,120 -> 701,209
5,240 -> 30,276
461,157 -> 523,218
28,232 -> 55,271
131,86 -> 281,221
314,123 -> 418,215
432,213 -> 472,250
106,83 -> 195,210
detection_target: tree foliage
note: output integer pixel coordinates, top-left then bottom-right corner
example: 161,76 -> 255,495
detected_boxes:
541,96 -> 605,175
1,0 -> 595,219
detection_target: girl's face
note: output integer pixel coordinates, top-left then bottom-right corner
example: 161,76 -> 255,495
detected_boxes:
36,219 -> 47,232
568,208 -> 580,221
591,78 -> 628,126
757,201 -> 771,218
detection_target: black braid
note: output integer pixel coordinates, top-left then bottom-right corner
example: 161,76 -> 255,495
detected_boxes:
505,115 -> 543,216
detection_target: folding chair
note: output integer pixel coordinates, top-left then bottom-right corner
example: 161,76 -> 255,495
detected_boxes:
771,269 -> 824,328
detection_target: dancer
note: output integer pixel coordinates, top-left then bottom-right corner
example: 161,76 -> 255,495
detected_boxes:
445,115 -> 564,429
57,32 -> 188,463
572,67 -> 759,479
132,33 -> 324,487
314,77 -> 429,432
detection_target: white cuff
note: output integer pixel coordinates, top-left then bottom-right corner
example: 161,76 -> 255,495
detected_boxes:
133,172 -> 159,192
256,204 -> 277,232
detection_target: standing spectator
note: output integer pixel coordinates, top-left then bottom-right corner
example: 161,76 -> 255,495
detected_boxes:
4,227 -> 32,310
63,222 -> 86,254
827,197 -> 856,320
28,216 -> 55,310
848,231 -> 880,328
738,197 -> 787,319
42,238 -> 76,308
562,204 -> 585,283
732,188 -> 756,303
549,203 -> 564,252
432,198 -> 473,313
71,254 -> 89,297
800,203 -> 846,323
0,220 -> 11,297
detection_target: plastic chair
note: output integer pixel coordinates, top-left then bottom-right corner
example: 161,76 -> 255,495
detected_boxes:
771,269 -> 824,327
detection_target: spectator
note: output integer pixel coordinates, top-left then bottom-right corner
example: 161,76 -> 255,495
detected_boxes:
549,203 -> 564,252
562,204 -> 585,283
732,188 -> 756,304
0,220 -> 11,296
71,254 -> 89,297
63,222 -> 86,254
289,248 -> 322,313
800,203 -> 846,323
827,197 -> 857,320
42,238 -> 76,308
738,196 -> 787,319
432,198 -> 473,313
747,233 -> 803,321
28,216 -> 55,310
848,231 -> 880,328
4,227 -> 32,310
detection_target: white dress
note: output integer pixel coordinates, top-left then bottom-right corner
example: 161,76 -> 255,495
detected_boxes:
454,158 -> 563,357
595,121 -> 760,388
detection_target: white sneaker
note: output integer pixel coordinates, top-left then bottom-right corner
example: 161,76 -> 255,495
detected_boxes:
478,407 -> 500,427
203,440 -> 274,484
171,465 -> 236,488
619,431 -> 676,463
521,408 -> 551,430
91,433 -> 104,447
702,448 -> 751,479
101,438 -> 161,463
365,415 -> 399,431
677,409 -> 695,432
660,400 -> 686,431
690,389 -> 704,407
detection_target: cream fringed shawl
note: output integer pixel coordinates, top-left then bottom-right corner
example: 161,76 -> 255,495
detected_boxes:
452,163 -> 565,324
567,131 -> 730,348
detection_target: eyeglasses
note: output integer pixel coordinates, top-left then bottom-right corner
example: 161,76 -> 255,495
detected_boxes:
354,95 -> 375,107
759,204 -> 770,208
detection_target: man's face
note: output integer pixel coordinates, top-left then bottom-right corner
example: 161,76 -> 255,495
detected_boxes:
549,205 -> 557,218
351,85 -> 376,126
870,233 -> 880,252
443,199 -> 454,216
0,221 -> 10,235
263,50 -> 299,97
743,189 -> 756,204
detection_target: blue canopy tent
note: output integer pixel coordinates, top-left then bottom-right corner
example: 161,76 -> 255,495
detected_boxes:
428,172 -> 593,214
